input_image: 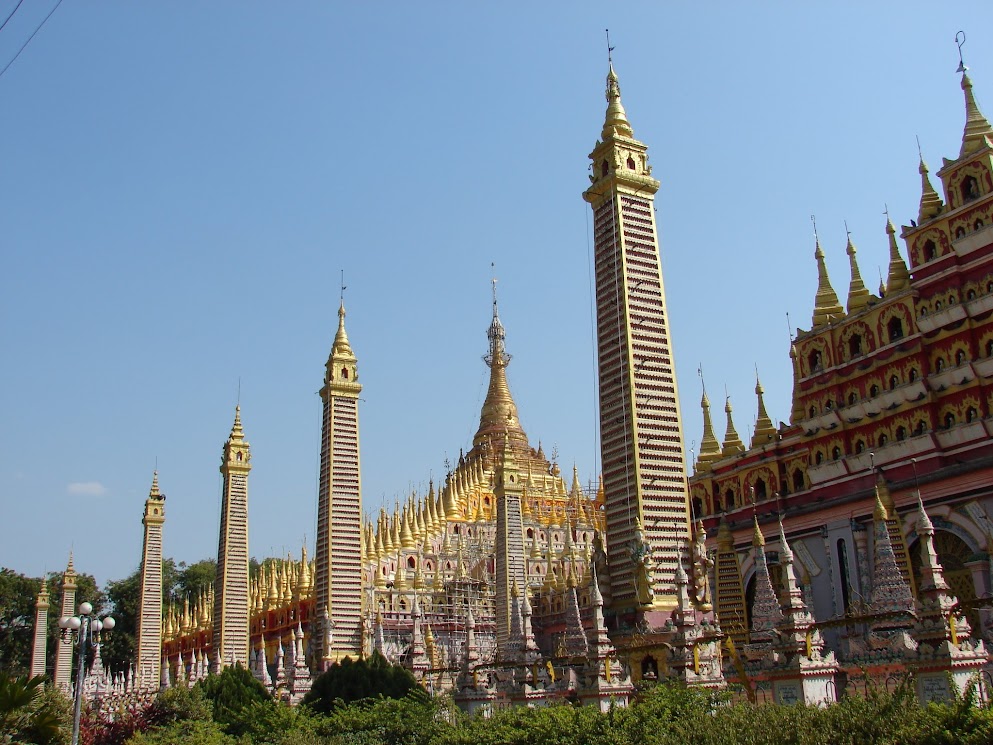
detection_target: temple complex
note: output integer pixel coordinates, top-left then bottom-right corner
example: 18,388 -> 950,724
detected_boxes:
35,47 -> 993,710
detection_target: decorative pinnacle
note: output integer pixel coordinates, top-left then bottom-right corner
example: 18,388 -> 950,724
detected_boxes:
602,54 -> 633,140
230,405 -> 244,440
917,151 -> 943,222
777,516 -> 793,562
885,212 -> 911,292
752,517 -> 765,547
331,301 -> 353,357
811,216 -> 844,326
149,471 -> 161,498
845,229 -> 871,313
484,271 -> 510,369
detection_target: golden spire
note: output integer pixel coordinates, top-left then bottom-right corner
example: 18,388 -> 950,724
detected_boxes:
845,232 -> 871,313
602,63 -> 634,140
721,397 -> 744,456
331,301 -> 353,357
393,561 -> 408,591
751,375 -> 777,447
811,232 -> 844,327
752,517 -> 765,547
917,155 -> 943,223
149,471 -> 161,498
959,72 -> 993,157
885,215 -> 910,293
696,379 -> 722,469
473,278 -> 528,453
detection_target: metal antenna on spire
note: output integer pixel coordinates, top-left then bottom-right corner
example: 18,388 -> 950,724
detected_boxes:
811,214 -> 819,243
606,29 -> 614,65
697,364 -> 706,395
340,270 -> 346,303
491,262 -> 498,314
844,220 -> 851,239
237,377 -> 241,406
916,135 -> 924,161
786,311 -> 794,341
955,31 -> 967,73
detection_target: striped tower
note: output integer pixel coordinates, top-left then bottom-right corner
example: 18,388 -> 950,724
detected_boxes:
53,555 -> 77,690
136,472 -> 166,687
314,302 -> 363,664
583,61 -> 690,612
212,407 -> 252,671
30,582 -> 50,678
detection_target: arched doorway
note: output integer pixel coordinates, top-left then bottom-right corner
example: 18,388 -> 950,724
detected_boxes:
910,530 -> 980,632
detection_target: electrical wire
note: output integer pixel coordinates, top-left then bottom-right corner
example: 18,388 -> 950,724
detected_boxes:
0,0 -> 64,81
0,0 -> 26,35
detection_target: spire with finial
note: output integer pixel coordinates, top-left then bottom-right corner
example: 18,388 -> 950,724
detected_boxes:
845,227 -> 871,313
811,217 -> 844,326
751,372 -> 777,447
474,273 -> 528,452
602,32 -> 634,141
721,396 -> 744,456
749,518 -> 783,641
885,210 -> 911,292
956,32 -> 993,157
917,150 -> 944,223
696,370 -> 722,468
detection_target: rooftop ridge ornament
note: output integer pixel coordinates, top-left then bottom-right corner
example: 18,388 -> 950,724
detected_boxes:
956,31 -> 967,74
606,28 -> 614,66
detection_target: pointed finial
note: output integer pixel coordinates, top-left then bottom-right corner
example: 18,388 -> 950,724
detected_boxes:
149,470 -> 161,498
916,141 -> 944,222
752,516 -> 765,547
811,215 -> 844,326
845,226 -> 870,313
606,29 -> 613,67
601,40 -> 633,140
340,269 -> 346,304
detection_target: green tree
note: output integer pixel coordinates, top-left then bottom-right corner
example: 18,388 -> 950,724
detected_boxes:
303,652 -> 424,715
0,675 -> 67,745
0,570 -> 44,677
195,663 -> 271,736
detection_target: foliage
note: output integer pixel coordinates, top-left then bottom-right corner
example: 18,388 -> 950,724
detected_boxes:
0,675 -> 67,745
228,699 -> 324,745
0,569 -> 44,677
144,685 -> 213,727
319,693 -> 444,745
195,663 -> 271,735
302,652 -> 424,714
125,719 -> 234,745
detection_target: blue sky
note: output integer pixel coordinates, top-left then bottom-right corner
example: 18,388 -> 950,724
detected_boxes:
2,2 -> 991,586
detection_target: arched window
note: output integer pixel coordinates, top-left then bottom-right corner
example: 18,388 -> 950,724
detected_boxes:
809,405 -> 817,418
849,334 -> 863,357
831,446 -> 841,460
855,440 -> 866,454
968,289 -> 977,300
935,300 -> 943,311
809,350 -> 822,372
888,317 -> 904,341
342,367 -> 349,379
944,412 -> 956,429
962,175 -> 980,202
924,239 -> 937,261
792,469 -> 805,492
909,368 -> 919,382
988,281 -> 993,293
601,160 -> 609,177
878,433 -> 889,446
407,556 -> 416,569
725,489 -> 735,510
955,349 -> 967,366
975,219 -> 985,231
691,496 -> 703,518
526,527 -> 533,539
626,156 -> 636,170
848,392 -> 858,405
889,374 -> 900,390
949,295 -> 957,305
870,384 -> 880,397
916,419 -> 927,436
935,358 -> 945,372
896,426 -> 907,441
955,227 -> 967,239
986,340 -> 993,357
754,479 -> 767,500
815,451 -> 824,465
966,407 -> 978,423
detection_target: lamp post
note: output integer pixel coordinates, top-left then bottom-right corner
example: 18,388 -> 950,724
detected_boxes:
59,601 -> 115,745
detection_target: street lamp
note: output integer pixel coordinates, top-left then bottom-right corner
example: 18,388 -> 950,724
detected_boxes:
59,601 -> 115,745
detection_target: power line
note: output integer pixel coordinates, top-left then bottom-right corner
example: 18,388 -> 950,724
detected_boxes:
0,0 -> 64,81
0,0 -> 26,35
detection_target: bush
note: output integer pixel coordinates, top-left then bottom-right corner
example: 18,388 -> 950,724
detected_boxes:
195,663 -> 271,735
303,652 -> 424,714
